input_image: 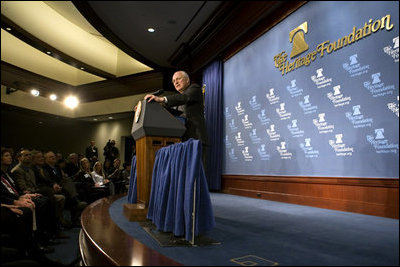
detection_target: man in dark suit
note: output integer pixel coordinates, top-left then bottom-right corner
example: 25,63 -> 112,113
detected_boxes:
144,70 -> 208,166
85,140 -> 98,165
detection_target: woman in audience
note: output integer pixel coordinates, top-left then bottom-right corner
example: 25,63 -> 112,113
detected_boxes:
92,161 -> 115,196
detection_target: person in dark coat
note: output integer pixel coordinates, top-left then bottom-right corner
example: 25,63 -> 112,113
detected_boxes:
144,70 -> 208,167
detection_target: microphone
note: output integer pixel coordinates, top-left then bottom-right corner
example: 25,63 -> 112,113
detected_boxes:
152,89 -> 164,96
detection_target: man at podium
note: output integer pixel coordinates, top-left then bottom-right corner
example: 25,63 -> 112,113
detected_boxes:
144,71 -> 208,168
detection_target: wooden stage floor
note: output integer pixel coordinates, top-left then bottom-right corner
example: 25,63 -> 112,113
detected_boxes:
79,194 -> 182,266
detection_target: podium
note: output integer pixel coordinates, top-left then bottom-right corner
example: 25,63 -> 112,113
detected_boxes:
123,100 -> 186,221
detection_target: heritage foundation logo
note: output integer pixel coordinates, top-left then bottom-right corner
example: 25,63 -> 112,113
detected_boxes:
224,106 -> 232,119
286,79 -> 303,97
241,146 -> 254,162
387,96 -> 399,117
242,114 -> 254,129
342,54 -> 370,77
249,128 -> 262,144
300,138 -> 320,158
228,148 -> 238,161
363,72 -> 396,97
383,36 -> 399,62
266,88 -> 280,104
329,133 -> 354,156
327,85 -> 352,107
345,105 -> 373,128
287,119 -> 305,138
276,141 -> 293,159
235,101 -> 245,116
274,15 -> 394,75
276,102 -> 292,120
267,124 -> 280,141
257,144 -> 271,161
249,95 -> 261,110
311,67 -> 332,88
257,109 -> 271,125
313,113 -> 335,133
299,95 -> 318,114
235,132 -> 245,146
366,128 -> 399,154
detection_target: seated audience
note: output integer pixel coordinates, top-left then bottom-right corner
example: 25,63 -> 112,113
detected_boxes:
75,158 -> 109,203
43,151 -> 87,227
31,150 -> 67,228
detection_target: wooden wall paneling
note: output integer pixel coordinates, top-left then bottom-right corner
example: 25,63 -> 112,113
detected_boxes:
222,175 -> 399,219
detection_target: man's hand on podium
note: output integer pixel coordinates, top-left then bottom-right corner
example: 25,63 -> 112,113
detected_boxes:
144,94 -> 166,103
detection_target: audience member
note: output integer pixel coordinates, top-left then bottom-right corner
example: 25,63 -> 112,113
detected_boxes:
85,140 -> 98,165
121,161 -> 132,192
31,150 -> 66,228
6,148 -> 61,248
74,158 -> 108,203
64,153 -> 80,178
106,158 -> 125,194
92,161 -> 115,196
43,151 -> 87,227
103,159 -> 113,177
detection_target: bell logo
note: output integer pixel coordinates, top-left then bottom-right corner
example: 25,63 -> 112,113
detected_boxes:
289,21 -> 309,58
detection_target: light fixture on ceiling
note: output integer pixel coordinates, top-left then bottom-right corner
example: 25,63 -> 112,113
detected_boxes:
6,27 -> 12,31
64,95 -> 79,109
108,116 -> 113,119
30,89 -> 40,97
147,28 -> 155,33
49,94 -> 57,101
80,67 -> 85,70
93,118 -> 98,121
46,51 -> 52,55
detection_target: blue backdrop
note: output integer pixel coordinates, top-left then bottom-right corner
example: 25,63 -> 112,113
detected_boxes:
223,1 -> 399,178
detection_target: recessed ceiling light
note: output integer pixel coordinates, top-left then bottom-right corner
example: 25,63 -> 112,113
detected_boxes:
46,51 -> 51,55
108,116 -> 113,119
93,118 -> 98,121
30,89 -> 40,96
147,28 -> 155,33
80,67 -> 85,70
49,94 -> 57,101
6,27 -> 12,31
64,96 -> 79,109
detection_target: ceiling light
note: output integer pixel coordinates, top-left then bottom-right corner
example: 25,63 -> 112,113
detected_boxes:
46,51 -> 51,55
6,27 -> 12,31
147,28 -> 155,33
64,96 -> 79,109
80,67 -> 85,70
30,89 -> 40,96
108,116 -> 113,119
93,118 -> 98,121
49,94 -> 57,101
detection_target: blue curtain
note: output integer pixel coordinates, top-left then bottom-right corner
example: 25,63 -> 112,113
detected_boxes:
127,155 -> 137,203
202,60 -> 223,190
147,139 -> 215,241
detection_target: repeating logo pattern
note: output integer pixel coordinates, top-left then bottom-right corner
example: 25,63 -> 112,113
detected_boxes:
222,1 -> 398,178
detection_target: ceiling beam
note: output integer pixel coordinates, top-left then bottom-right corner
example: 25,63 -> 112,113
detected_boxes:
1,14 -> 116,80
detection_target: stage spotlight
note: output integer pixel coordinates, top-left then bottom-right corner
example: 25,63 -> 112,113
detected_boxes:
30,89 -> 40,96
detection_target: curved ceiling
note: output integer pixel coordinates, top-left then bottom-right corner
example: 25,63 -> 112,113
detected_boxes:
1,1 -> 222,119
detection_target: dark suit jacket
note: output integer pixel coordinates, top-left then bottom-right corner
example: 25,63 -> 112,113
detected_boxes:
85,146 -> 98,160
164,83 -> 208,145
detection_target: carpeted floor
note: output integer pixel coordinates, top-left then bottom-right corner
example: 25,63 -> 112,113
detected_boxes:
109,192 -> 399,266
